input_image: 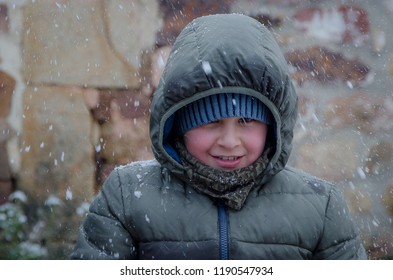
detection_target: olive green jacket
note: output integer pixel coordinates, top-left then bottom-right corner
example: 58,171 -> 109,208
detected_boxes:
71,14 -> 367,260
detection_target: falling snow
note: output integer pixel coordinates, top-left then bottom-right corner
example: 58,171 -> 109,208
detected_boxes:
8,191 -> 28,203
66,187 -> 73,201
44,195 -> 63,207
201,61 -> 212,75
134,191 -> 142,198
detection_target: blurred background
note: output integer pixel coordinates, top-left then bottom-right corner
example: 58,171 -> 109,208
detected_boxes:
0,0 -> 392,259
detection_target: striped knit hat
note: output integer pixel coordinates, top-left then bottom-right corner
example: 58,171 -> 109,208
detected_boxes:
176,93 -> 273,135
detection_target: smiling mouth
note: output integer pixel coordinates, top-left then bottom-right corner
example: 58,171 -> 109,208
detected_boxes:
216,156 -> 241,161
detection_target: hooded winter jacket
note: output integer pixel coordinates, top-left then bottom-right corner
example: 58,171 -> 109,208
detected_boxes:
71,14 -> 367,260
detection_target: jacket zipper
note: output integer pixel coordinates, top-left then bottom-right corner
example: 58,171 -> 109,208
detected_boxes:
218,204 -> 229,260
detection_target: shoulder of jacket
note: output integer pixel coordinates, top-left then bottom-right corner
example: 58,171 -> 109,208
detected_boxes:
103,160 -> 162,189
115,159 -> 161,170
285,166 -> 335,195
265,166 -> 335,197
114,159 -> 162,176
108,159 -> 187,194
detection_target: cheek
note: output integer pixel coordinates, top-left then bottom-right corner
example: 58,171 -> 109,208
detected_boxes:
245,126 -> 268,156
183,129 -> 212,157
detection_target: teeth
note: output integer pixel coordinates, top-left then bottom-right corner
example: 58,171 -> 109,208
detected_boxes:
219,156 -> 238,161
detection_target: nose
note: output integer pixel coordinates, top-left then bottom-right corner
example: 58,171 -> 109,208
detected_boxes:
216,123 -> 241,149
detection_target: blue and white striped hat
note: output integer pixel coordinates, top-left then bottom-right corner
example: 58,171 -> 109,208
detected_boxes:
176,93 -> 273,135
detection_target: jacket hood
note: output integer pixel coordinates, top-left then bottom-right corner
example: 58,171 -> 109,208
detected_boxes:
150,13 -> 298,181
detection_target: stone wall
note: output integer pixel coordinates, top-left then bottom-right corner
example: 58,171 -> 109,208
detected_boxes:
0,0 -> 393,259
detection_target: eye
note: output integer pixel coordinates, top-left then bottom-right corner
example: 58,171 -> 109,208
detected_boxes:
202,120 -> 219,128
206,120 -> 219,125
239,117 -> 253,124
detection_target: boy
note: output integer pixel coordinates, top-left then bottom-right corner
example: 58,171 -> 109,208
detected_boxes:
71,14 -> 367,259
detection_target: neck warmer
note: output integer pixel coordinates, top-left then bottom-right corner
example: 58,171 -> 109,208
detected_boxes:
175,141 -> 271,210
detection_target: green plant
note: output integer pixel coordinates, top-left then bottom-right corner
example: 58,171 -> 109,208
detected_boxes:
0,201 -> 47,259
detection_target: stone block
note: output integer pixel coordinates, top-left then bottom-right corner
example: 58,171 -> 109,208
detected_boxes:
295,133 -> 361,182
99,100 -> 153,165
344,186 -> 373,215
0,117 -> 14,143
390,53 -> 393,77
150,46 -> 171,90
19,85 -> 95,203
365,142 -> 393,175
293,4 -> 369,46
0,70 -> 15,118
324,92 -> 393,134
0,142 -> 10,180
382,182 -> 393,215
21,0 -> 161,88
86,87 -> 152,124
0,181 -> 12,205
0,119 -> 14,204
285,47 -> 371,86
0,4 -> 8,33
95,162 -> 116,191
157,0 -> 233,46
105,0 -> 162,68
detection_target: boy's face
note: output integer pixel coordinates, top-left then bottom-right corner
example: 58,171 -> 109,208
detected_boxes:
183,117 -> 268,171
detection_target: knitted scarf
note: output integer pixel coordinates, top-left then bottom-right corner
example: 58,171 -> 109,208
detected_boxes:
175,142 -> 270,210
